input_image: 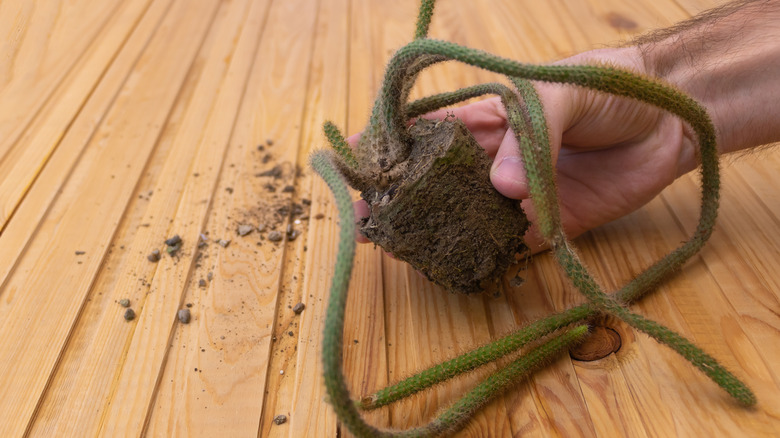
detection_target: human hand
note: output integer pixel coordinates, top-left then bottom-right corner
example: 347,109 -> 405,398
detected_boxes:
351,47 -> 697,253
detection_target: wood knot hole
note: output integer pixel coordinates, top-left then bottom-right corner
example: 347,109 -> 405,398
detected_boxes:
569,325 -> 622,361
605,12 -> 638,30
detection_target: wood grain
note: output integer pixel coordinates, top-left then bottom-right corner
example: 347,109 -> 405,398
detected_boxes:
0,0 -> 777,437
0,0 -> 217,434
0,0 -> 121,164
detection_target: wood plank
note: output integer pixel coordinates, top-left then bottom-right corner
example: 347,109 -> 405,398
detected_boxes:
27,3 -> 199,433
27,0 -> 260,435
460,1 -> 605,436
0,0 -> 155,286
673,0 -> 732,15
341,0 -> 491,434
0,0 -> 121,163
258,0 -> 386,436
506,2 -> 684,437
1,0 -> 777,436
363,3 -> 524,435
0,0 -> 155,228
0,0 -> 218,435
331,1 -> 393,436
139,0 -> 273,435
566,168 -> 778,438
141,0 -> 326,436
0,0 -> 169,302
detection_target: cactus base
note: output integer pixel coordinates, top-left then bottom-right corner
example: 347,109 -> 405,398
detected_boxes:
359,118 -> 529,294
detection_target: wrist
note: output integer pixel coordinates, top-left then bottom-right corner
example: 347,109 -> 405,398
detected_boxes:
636,0 -> 780,161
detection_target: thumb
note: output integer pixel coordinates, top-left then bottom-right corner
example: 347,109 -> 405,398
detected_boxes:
490,129 -> 530,200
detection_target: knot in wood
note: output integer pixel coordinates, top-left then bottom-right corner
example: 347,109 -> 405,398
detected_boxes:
569,325 -> 622,361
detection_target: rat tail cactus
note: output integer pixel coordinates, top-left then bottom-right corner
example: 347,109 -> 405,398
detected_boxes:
310,1 -> 755,436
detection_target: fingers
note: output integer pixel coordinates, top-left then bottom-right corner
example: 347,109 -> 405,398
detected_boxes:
489,82 -> 573,199
353,199 -> 370,243
346,131 -> 361,148
518,199 -> 549,255
418,97 -> 508,157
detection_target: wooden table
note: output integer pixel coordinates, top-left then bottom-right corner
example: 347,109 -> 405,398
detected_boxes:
1,0 -> 777,436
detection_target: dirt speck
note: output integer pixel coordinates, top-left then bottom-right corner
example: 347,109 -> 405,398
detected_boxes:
268,231 -> 283,242
148,249 -> 161,262
178,308 -> 191,324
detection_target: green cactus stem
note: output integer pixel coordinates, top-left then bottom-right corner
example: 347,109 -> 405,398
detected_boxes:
311,0 -> 755,436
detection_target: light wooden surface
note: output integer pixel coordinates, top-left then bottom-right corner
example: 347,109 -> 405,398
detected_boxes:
0,0 -> 778,436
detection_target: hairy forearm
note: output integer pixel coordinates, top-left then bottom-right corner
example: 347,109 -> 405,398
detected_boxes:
636,0 -> 780,161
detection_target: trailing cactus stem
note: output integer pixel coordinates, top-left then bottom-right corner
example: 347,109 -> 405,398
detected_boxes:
360,305 -> 593,410
310,0 -> 756,436
311,151 -> 589,438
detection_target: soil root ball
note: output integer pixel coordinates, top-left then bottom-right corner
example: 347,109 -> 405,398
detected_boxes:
359,118 -> 529,294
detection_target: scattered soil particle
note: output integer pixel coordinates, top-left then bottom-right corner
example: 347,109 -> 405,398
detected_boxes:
207,272 -> 213,281
148,249 -> 161,262
273,415 -> 287,426
165,235 -> 182,246
186,302 -> 193,308
282,185 -> 295,193
257,224 -> 267,233
237,224 -> 254,236
257,165 -> 282,178
217,239 -> 230,248
314,213 -> 325,220
285,224 -> 300,241
225,187 -> 234,194
267,231 -> 283,242
75,250 -> 86,255
119,299 -> 131,308
198,279 -> 207,288
301,198 -> 311,206
167,242 -> 182,256
292,302 -> 305,314
266,138 -> 274,146
510,274 -> 525,288
178,308 -> 191,324
124,308 -> 136,321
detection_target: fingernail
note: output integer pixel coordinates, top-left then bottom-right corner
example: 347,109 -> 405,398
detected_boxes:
491,156 -> 527,195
